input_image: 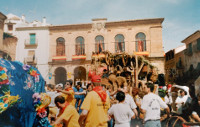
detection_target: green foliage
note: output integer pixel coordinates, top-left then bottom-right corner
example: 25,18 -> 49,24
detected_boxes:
3,33 -> 13,39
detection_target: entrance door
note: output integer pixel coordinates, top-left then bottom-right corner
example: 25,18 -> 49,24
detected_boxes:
74,66 -> 86,82
55,67 -> 67,85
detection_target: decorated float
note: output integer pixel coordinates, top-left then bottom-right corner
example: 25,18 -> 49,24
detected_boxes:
0,58 -> 51,127
89,51 -> 159,90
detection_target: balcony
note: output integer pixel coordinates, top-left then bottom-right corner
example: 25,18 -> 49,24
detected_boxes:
24,39 -> 38,49
133,51 -> 149,56
52,56 -> 67,61
184,49 -> 193,56
92,53 -> 105,58
72,55 -> 86,60
24,56 -> 37,65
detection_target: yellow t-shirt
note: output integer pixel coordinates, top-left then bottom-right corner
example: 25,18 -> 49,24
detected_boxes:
81,91 -> 110,127
59,105 -> 80,127
62,89 -> 75,106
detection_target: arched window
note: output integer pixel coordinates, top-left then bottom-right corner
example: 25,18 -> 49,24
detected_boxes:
76,36 -> 85,55
135,32 -> 146,52
95,35 -> 104,53
56,37 -> 65,56
115,34 -> 125,53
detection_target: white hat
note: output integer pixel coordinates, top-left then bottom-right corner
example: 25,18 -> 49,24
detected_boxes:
56,83 -> 63,88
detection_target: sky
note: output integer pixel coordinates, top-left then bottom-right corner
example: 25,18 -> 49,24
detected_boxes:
1,0 -> 200,52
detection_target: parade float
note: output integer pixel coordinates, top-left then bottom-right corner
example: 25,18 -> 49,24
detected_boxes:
0,58 -> 49,127
89,51 -> 159,90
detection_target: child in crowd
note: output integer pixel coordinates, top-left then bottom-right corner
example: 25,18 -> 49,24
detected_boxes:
108,91 -> 135,127
46,84 -> 60,124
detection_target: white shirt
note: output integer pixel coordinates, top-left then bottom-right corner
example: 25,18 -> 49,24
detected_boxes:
175,95 -> 187,104
175,95 -> 188,114
108,103 -> 134,127
164,95 -> 172,105
47,91 -> 60,107
125,94 -> 137,110
141,93 -> 168,121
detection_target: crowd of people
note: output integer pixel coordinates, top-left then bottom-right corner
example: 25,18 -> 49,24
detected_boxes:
44,79 -> 200,127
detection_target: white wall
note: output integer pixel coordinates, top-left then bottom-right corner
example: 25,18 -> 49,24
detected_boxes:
15,28 -> 50,82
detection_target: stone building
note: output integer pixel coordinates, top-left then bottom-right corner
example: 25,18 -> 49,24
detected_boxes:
181,30 -> 200,95
182,30 -> 200,72
165,45 -> 185,84
0,12 -> 7,52
48,18 -> 165,85
165,30 -> 200,95
0,12 -> 17,61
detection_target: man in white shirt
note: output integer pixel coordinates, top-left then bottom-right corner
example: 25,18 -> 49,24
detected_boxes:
141,82 -> 170,127
175,90 -> 188,114
108,91 -> 135,127
123,86 -> 138,117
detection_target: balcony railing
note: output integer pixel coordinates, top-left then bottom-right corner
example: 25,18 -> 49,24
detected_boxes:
92,53 -> 105,58
24,56 -> 37,64
184,49 -> 193,56
72,54 -> 86,60
24,39 -> 38,48
133,51 -> 149,56
52,56 -> 67,60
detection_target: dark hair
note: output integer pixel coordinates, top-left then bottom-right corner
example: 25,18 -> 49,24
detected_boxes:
87,83 -> 92,89
145,82 -> 154,92
77,82 -> 82,87
180,90 -> 187,95
66,80 -> 73,86
47,84 -> 55,90
103,69 -> 107,72
54,95 -> 65,105
116,91 -> 125,102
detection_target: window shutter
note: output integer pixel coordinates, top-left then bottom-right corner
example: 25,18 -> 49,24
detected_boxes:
189,43 -> 192,53
197,38 -> 200,51
122,41 -> 125,52
95,41 -> 97,53
30,34 -> 36,44
144,40 -> 146,51
115,42 -> 117,52
136,41 -> 138,51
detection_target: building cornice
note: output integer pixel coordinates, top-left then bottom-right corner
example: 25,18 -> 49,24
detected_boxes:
48,60 -> 91,65
0,12 -> 7,20
49,18 -> 164,31
182,30 -> 200,43
16,26 -> 49,31
49,23 -> 92,31
106,18 -> 164,28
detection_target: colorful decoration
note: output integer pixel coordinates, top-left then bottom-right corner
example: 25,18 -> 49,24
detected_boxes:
0,58 -> 46,127
0,66 -> 9,85
48,73 -> 52,80
33,93 -> 51,112
32,93 -> 52,127
23,64 -> 40,77
0,94 -> 20,113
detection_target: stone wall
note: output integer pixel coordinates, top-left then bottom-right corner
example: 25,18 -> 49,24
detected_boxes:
2,37 -> 17,60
